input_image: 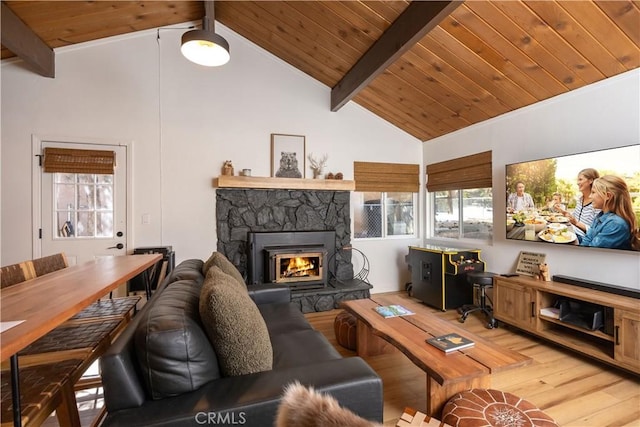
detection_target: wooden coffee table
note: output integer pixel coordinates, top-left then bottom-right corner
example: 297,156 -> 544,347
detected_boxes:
341,294 -> 531,417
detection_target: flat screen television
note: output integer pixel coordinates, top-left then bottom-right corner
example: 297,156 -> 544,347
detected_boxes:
505,144 -> 639,252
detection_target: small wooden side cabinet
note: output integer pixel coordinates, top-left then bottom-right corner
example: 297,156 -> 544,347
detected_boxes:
493,275 -> 639,374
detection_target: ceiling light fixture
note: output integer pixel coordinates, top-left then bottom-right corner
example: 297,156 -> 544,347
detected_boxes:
181,1 -> 229,67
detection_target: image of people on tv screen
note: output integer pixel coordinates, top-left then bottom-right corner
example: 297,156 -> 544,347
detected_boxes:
505,145 -> 640,249
555,168 -> 601,241
507,181 -> 535,213
579,175 -> 640,251
546,192 -> 566,213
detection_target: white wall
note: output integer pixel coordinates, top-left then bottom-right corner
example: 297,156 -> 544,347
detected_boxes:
424,69 -> 640,289
1,24 -> 420,293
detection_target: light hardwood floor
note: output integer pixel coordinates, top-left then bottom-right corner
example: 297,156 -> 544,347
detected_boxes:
305,292 -> 640,427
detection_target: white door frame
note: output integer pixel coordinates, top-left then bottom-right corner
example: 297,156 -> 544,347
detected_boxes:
31,134 -> 134,258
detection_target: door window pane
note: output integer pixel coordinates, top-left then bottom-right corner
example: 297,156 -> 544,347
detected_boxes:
78,184 -> 95,210
53,173 -> 114,239
97,175 -> 113,184
96,185 -> 113,210
57,211 -> 75,237
77,174 -> 95,184
96,212 -> 113,237
56,173 -> 76,184
55,185 -> 76,210
76,212 -> 95,237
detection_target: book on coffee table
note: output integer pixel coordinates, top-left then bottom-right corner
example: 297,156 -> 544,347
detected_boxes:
374,304 -> 415,318
426,333 -> 475,353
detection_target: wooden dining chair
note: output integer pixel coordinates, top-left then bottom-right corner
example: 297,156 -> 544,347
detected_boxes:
30,253 -> 68,277
0,261 -> 35,289
0,253 -> 66,289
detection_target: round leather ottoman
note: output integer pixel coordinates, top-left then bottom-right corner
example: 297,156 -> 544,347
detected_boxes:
333,311 -> 357,351
442,389 -> 558,427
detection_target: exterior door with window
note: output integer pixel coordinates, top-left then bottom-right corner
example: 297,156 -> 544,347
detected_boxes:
39,142 -> 127,266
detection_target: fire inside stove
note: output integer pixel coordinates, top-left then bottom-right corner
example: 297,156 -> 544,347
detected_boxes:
273,252 -> 323,283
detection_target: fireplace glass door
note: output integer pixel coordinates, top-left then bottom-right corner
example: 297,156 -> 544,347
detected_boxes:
266,246 -> 326,288
273,252 -> 323,283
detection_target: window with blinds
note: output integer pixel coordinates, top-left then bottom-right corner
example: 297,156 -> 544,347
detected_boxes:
43,148 -> 116,238
353,162 -> 419,239
426,151 -> 493,241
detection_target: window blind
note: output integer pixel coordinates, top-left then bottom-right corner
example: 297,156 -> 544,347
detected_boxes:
426,151 -> 492,192
43,147 -> 116,174
354,162 -> 420,192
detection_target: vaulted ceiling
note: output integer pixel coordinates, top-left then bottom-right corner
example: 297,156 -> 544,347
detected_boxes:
2,1 -> 639,142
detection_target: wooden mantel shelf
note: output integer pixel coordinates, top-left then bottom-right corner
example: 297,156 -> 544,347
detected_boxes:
213,175 -> 355,191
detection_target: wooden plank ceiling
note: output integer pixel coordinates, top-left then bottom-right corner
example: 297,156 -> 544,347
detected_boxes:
2,1 -> 639,142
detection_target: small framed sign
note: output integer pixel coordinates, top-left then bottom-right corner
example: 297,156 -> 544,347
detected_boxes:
515,251 -> 546,276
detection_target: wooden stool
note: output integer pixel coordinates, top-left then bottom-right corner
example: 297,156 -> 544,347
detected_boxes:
442,389 -> 558,427
334,311 -> 357,350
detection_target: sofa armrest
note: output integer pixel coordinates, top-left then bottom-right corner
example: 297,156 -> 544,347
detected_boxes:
100,302 -> 152,411
247,284 -> 291,305
100,357 -> 382,427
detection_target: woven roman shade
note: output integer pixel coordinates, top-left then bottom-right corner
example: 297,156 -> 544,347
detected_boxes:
354,162 -> 419,192
426,151 -> 492,192
43,147 -> 116,174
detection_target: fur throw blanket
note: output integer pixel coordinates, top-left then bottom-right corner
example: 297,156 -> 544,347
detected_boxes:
275,382 -> 382,427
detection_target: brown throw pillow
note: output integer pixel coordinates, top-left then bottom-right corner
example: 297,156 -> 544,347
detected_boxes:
199,266 -> 273,376
202,251 -> 245,285
204,263 -> 246,295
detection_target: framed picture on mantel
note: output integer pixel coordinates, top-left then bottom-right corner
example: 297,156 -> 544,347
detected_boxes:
271,134 -> 305,178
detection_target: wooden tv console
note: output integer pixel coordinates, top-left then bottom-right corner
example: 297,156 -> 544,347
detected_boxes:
493,275 -> 639,374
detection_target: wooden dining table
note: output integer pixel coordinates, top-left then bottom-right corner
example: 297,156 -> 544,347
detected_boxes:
0,254 -> 162,427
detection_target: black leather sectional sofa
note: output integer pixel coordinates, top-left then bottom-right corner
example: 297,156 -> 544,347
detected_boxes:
100,256 -> 383,426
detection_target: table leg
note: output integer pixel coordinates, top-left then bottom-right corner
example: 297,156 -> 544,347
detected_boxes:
55,381 -> 81,427
355,320 -> 395,357
143,267 -> 152,300
426,374 -> 490,418
10,354 -> 22,427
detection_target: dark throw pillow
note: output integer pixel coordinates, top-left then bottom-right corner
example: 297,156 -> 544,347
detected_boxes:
199,266 -> 273,376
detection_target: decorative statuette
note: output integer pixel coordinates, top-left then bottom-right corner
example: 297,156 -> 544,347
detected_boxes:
222,160 -> 234,176
537,263 -> 551,281
307,153 -> 328,179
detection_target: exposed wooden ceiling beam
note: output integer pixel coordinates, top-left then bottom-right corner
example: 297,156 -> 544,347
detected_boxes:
1,1 -> 54,78
331,0 -> 461,112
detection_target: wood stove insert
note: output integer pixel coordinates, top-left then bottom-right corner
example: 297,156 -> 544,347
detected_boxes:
248,231 -> 336,290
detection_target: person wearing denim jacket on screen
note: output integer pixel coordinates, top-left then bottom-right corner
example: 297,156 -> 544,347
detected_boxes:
580,175 -> 640,251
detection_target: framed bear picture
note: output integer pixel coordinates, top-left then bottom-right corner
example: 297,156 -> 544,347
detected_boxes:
271,134 -> 306,178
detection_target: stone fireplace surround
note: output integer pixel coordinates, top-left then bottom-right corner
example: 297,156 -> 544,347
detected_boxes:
216,188 -> 371,312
